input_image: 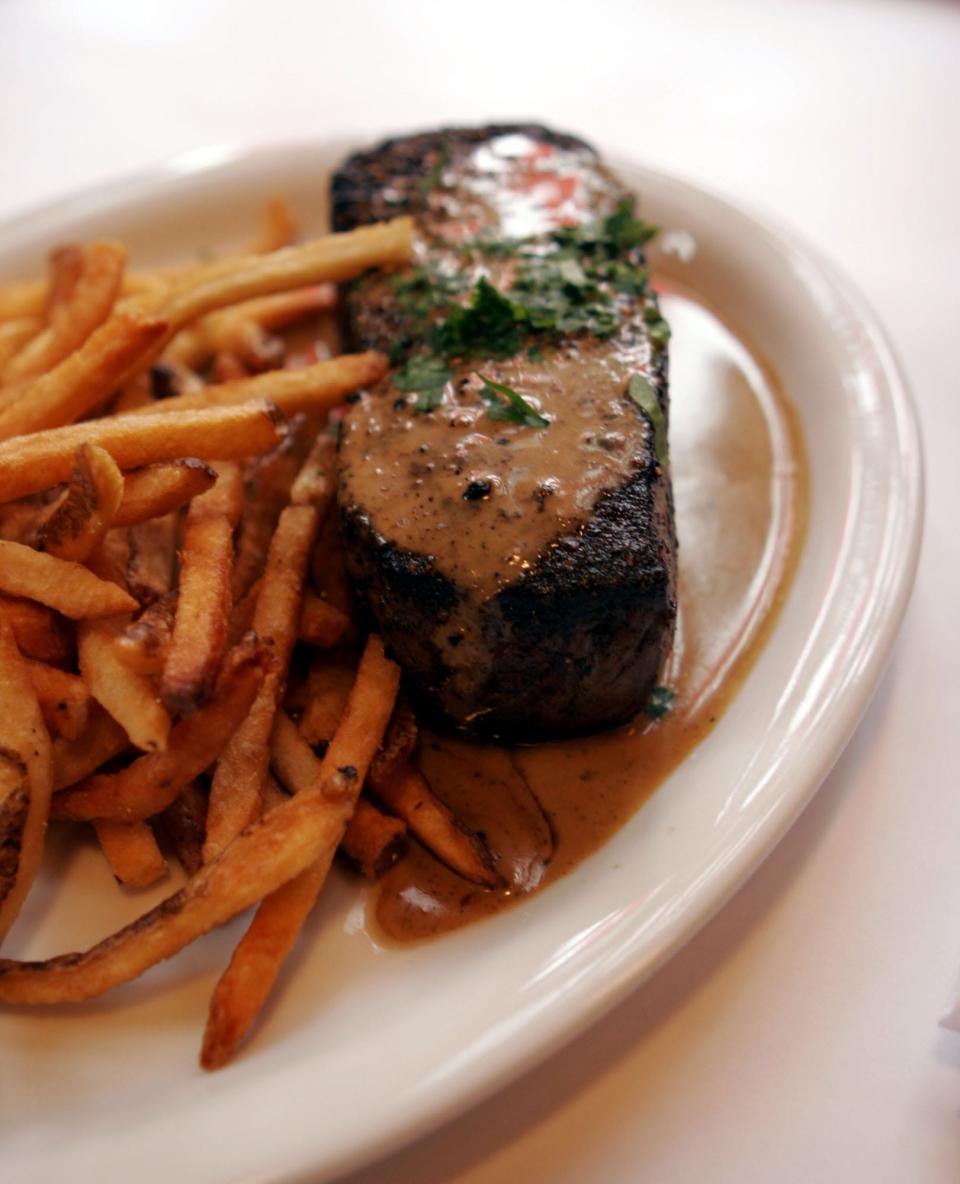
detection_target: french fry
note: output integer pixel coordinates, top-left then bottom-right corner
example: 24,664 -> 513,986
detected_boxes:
248,196 -> 298,254
0,596 -> 73,666
0,614 -> 54,943
289,433 -> 337,509
113,459 -> 216,528
263,773 -> 405,878
161,464 -> 243,712
0,318 -> 43,371
112,595 -> 174,675
372,761 -> 501,889
35,444 -> 125,562
52,705 -> 128,792
0,540 -> 138,619
123,352 -> 386,420
231,429 -> 308,600
201,638 -> 400,1069
0,783 -> 352,1004
25,660 -> 91,742
339,798 -> 406,879
203,503 -> 319,861
298,592 -> 349,648
227,578 -> 260,649
3,242 -> 127,383
43,244 -> 86,318
159,781 -> 207,876
0,310 -> 167,443
53,639 -> 266,822
0,400 -> 284,504
125,515 -> 177,604
210,352 -> 251,382
298,653 -> 356,747
145,217 -> 412,336
93,819 -> 168,889
163,286 -> 334,371
78,617 -> 171,753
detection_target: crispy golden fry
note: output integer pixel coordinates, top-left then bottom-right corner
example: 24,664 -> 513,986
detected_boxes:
3,242 -> 127,382
124,352 -> 386,420
159,781 -> 207,876
161,464 -> 243,712
290,433 -> 337,509
78,617 -> 171,753
203,503 -> 319,861
310,506 -> 355,623
371,699 -> 419,780
340,798 -> 406,879
0,310 -> 167,443
298,592 -> 349,648
298,652 -> 356,747
210,351 -> 251,382
124,515 -> 177,603
227,578 -> 260,649
35,444 -> 124,562
0,318 -> 43,371
0,614 -> 54,943
0,400 -> 284,504
373,761 -> 501,889
0,540 -> 137,619
0,596 -> 73,666
202,638 -> 400,1069
143,217 -> 412,336
262,772 -> 403,878
44,244 -> 85,318
25,660 -> 90,742
53,640 -> 265,823
164,286 -> 334,371
52,705 -> 128,792
93,819 -> 168,889
249,196 -> 298,254
112,595 -> 174,675
113,459 -> 216,528
231,429 -> 308,600
0,782 -> 349,1004
164,320 -> 283,372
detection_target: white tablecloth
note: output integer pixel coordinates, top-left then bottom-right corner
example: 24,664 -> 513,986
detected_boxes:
2,1 -> 956,1180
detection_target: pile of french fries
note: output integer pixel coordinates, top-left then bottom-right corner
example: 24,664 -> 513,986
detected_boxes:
0,200 -> 498,1069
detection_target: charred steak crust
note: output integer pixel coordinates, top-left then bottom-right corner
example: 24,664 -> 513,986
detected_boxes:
333,125 -> 677,740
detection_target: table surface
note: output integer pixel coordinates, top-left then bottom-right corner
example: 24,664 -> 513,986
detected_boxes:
2,1 -> 957,1180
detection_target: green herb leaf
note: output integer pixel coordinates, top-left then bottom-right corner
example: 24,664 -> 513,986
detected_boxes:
628,374 -> 669,466
432,278 -> 527,359
394,355 -> 453,412
643,303 -> 672,348
603,198 -> 659,252
477,374 -> 550,428
643,685 -> 676,719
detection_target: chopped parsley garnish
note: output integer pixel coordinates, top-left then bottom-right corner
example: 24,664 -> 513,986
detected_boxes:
643,685 -> 676,720
643,303 -> 672,349
628,374 -> 669,467
393,355 -> 453,412
431,278 -> 527,359
385,194 -> 667,425
477,375 -> 550,428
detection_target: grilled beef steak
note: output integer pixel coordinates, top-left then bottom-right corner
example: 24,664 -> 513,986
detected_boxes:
333,125 -> 677,740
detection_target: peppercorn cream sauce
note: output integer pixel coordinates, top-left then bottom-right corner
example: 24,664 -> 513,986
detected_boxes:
373,286 -> 807,941
337,337 -> 657,600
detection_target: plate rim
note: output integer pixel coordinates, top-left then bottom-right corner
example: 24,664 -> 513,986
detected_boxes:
0,139 -> 925,1184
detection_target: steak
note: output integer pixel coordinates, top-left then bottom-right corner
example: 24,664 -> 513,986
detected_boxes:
333,125 -> 677,740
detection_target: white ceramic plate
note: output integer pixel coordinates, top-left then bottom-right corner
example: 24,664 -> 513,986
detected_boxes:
0,142 -> 922,1184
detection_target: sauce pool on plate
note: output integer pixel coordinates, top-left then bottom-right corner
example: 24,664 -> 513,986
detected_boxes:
373,283 -> 808,941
